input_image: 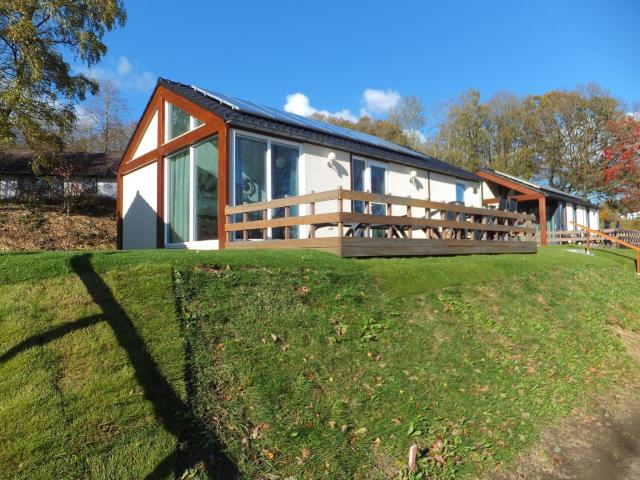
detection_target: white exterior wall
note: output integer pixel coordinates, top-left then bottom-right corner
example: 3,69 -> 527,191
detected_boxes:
566,203 -> 575,230
132,111 -> 158,159
122,162 -> 157,249
575,205 -> 588,229
386,163 -> 429,238
0,175 -> 19,199
589,209 -> 599,230
429,172 -> 481,206
301,143 -> 350,238
481,180 -> 499,201
299,144 -> 480,237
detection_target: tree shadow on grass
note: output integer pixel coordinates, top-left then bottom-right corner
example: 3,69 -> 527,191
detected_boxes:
0,252 -> 238,479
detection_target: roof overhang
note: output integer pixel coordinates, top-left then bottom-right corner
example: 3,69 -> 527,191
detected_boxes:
477,169 -> 599,209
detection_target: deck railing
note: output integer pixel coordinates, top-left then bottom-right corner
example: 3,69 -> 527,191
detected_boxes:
548,228 -> 640,247
224,188 -> 537,257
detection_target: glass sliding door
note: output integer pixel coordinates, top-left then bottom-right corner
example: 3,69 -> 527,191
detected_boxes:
352,158 -> 366,214
166,136 -> 219,247
232,133 -> 302,240
194,138 -> 219,241
271,142 -> 299,239
351,157 -> 388,236
369,164 -> 387,237
167,150 -> 190,244
234,136 -> 267,239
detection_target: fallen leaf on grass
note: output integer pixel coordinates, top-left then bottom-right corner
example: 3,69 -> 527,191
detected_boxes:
262,449 -> 275,460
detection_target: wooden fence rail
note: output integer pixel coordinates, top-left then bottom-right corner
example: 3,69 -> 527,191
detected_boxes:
570,222 -> 640,274
548,228 -> 640,247
224,188 -> 537,257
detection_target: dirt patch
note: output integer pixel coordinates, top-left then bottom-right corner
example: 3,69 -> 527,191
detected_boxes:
0,202 -> 115,251
493,328 -> 640,480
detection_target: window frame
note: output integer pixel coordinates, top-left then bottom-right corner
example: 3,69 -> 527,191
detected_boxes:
229,129 -> 304,240
164,136 -> 219,249
164,102 -> 205,143
351,156 -> 388,195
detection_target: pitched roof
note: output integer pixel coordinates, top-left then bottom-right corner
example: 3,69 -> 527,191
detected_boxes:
479,168 -> 599,209
158,78 -> 479,182
0,150 -> 119,177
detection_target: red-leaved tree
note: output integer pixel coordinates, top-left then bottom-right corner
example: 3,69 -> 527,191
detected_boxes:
603,116 -> 640,211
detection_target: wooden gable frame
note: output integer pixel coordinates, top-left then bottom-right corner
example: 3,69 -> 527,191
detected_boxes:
117,86 -> 229,249
476,170 -> 547,245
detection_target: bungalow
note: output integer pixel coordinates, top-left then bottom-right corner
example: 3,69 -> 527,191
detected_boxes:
118,79 -> 536,256
0,150 -> 118,200
477,169 -> 600,245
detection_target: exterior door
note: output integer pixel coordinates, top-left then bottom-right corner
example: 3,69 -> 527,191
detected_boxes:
351,157 -> 388,236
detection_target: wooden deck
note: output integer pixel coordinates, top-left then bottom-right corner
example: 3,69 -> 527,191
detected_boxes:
224,188 -> 538,257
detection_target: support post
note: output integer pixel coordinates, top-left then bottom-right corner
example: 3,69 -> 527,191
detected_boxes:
585,227 -> 590,255
538,197 -> 547,245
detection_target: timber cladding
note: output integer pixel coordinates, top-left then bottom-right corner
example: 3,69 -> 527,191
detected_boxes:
117,86 -> 229,250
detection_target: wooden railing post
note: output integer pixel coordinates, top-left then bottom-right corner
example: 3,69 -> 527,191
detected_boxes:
387,202 -> 393,238
585,227 -> 590,255
407,199 -> 413,239
309,190 -> 316,239
262,209 -> 268,240
242,203 -> 248,242
364,200 -> 370,237
226,213 -> 233,243
284,204 -> 291,240
337,186 -> 344,237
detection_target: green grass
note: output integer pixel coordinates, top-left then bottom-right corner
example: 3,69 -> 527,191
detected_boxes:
0,247 -> 639,478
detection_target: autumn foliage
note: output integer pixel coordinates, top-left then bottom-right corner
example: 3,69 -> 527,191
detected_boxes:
603,116 -> 640,210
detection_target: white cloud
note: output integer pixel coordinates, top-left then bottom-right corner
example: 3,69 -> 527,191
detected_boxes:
80,56 -> 155,92
360,88 -> 401,117
284,92 -> 358,122
284,88 -> 404,123
116,56 -> 132,76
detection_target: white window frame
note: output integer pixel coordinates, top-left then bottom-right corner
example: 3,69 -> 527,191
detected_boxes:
164,137 -> 219,250
352,156 -> 388,195
230,129 -> 305,239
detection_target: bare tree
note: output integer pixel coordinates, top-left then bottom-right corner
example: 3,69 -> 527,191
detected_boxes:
67,78 -> 133,154
388,96 -> 426,149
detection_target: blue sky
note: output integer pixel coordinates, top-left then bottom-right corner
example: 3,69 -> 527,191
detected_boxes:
84,0 -> 640,131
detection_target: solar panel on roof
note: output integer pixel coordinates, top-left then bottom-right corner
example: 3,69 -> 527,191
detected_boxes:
192,85 -> 430,160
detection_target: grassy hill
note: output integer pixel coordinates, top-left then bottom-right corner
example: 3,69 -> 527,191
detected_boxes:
0,247 -> 639,479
